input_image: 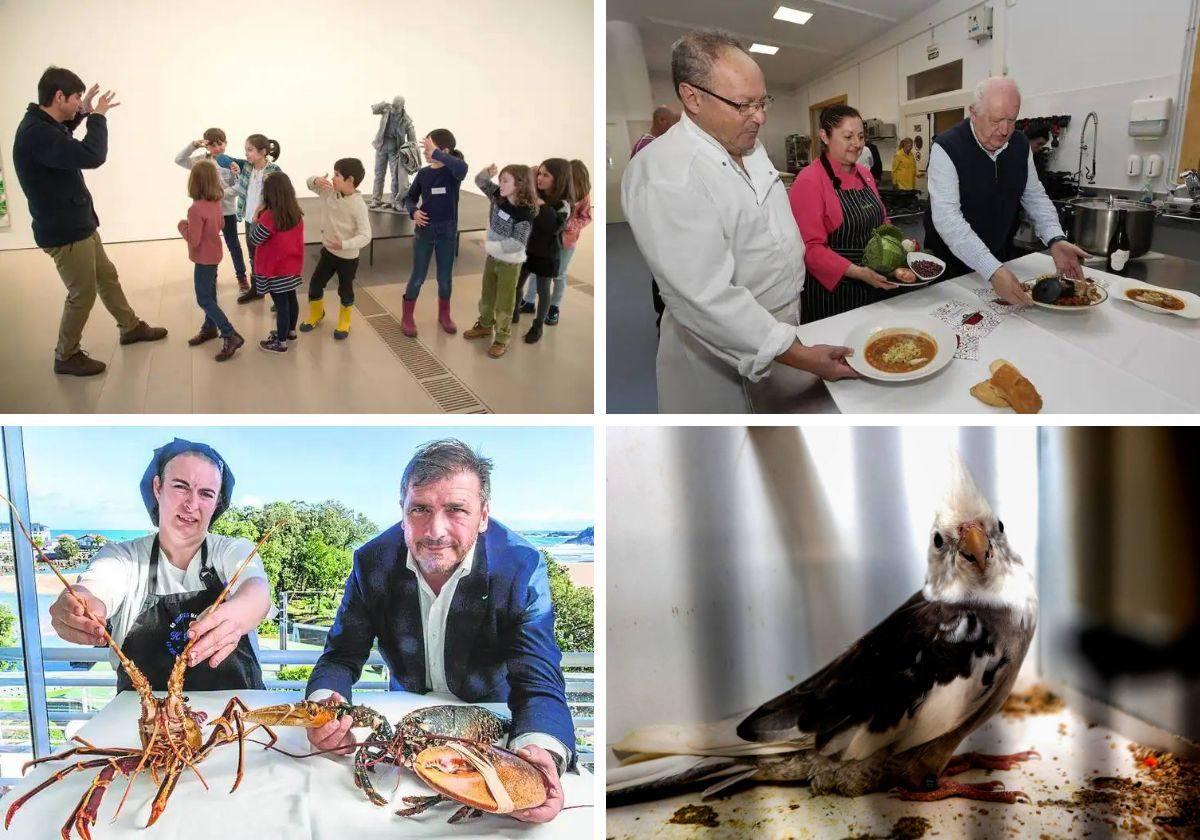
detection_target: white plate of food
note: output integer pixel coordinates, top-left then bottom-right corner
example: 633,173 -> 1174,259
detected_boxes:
1113,280 -> 1200,319
1020,273 -> 1108,311
845,316 -> 957,382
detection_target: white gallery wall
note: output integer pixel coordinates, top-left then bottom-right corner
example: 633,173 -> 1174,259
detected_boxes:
0,0 -> 593,252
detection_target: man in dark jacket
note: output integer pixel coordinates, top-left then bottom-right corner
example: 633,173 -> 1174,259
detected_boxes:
13,66 -> 166,377
305,438 -> 574,823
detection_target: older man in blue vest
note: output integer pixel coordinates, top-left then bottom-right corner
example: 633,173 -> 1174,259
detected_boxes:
923,76 -> 1089,305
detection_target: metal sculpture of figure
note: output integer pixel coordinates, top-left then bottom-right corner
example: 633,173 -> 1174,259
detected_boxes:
369,96 -> 418,211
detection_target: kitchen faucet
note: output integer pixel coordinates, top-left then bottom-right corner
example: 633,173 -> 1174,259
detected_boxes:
1076,111 -> 1099,186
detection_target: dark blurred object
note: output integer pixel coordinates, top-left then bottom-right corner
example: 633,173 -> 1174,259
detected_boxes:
879,188 -> 922,216
1041,170 -> 1080,201
1078,624 -> 1200,679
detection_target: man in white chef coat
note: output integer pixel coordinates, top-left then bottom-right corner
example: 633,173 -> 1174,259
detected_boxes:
623,30 -> 859,413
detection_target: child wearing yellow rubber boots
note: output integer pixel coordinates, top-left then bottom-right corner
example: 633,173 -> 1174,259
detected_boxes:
300,158 -> 372,339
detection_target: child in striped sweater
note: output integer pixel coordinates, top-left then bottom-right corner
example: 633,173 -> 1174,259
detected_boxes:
463,164 -> 536,358
249,173 -> 305,354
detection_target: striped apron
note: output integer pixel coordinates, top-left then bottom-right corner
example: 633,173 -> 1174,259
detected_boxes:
800,178 -> 889,324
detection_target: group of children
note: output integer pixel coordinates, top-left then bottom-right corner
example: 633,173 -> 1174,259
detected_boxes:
463,156 -> 592,358
175,127 -> 591,362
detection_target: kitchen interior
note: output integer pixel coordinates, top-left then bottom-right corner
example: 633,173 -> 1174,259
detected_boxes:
607,0 -> 1200,390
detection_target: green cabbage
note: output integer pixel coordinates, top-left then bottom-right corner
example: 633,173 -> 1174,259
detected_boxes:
862,225 -> 907,273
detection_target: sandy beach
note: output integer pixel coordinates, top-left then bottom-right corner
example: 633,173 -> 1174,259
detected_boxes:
0,573 -> 68,595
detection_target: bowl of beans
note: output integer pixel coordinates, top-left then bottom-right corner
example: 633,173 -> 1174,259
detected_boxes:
907,252 -> 946,281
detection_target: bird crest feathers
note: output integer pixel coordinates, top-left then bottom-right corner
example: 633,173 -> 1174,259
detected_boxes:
936,452 -> 994,532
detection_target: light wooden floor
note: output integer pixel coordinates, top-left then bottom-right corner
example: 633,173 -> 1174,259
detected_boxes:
0,233 -> 593,414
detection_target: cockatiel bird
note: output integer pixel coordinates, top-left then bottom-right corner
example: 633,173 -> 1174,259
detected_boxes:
608,458 -> 1039,806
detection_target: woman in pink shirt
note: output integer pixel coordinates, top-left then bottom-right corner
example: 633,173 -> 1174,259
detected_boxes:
789,104 -> 899,323
179,161 -> 243,361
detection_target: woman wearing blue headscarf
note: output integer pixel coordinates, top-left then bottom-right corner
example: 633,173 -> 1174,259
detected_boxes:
47,438 -> 272,692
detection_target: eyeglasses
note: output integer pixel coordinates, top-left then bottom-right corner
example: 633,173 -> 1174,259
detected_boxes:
688,83 -> 774,116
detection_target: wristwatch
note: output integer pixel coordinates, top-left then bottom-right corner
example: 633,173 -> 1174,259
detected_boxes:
1045,235 -> 1068,247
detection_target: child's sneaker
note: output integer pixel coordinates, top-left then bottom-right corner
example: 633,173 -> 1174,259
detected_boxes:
487,342 -> 508,358
546,305 -> 560,326
519,300 -> 535,314
259,336 -> 288,354
463,322 -> 493,340
268,330 -> 298,342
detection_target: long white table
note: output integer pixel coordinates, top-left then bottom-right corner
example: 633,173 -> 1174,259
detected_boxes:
762,252 -> 1200,414
0,690 -> 593,840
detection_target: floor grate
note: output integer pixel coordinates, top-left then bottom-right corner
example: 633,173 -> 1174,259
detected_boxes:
356,290 -> 490,413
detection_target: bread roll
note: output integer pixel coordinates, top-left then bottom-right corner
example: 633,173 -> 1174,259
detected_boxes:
987,359 -> 1042,413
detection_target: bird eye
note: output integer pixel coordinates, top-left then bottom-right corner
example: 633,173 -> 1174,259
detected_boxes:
933,532 -> 944,549
997,520 -> 1004,533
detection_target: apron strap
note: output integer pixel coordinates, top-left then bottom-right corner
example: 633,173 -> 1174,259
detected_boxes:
148,536 -> 213,595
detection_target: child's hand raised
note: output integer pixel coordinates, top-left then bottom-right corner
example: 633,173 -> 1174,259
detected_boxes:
229,161 -> 240,175
421,136 -> 436,157
486,163 -> 498,178
313,175 -> 334,191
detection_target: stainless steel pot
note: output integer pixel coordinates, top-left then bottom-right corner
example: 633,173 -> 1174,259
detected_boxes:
1066,197 -> 1157,257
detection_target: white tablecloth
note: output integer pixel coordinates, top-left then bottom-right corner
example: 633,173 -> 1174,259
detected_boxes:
793,252 -> 1200,413
0,690 -> 593,839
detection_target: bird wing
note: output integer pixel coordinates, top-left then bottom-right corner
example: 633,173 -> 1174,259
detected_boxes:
612,708 -> 808,760
737,591 -> 1014,763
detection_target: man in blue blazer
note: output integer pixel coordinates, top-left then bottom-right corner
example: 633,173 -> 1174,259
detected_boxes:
305,438 -> 574,823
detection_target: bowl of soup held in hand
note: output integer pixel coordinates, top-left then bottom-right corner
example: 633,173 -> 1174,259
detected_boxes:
844,316 -> 957,382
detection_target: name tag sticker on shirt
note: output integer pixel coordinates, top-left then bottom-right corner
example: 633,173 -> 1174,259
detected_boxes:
498,210 -> 511,221
431,187 -> 447,195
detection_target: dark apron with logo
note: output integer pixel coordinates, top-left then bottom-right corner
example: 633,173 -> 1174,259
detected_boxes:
801,165 -> 892,324
115,536 -> 264,693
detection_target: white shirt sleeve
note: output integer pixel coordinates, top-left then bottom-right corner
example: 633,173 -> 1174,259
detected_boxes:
509,732 -> 570,776
623,176 -> 799,381
74,543 -> 136,624
211,537 -> 270,593
927,144 -> 1004,281
1020,150 -> 1066,244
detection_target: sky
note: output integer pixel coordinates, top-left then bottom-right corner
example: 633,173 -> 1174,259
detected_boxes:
14,427 -> 593,532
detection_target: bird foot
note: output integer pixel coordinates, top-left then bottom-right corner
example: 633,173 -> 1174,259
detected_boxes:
944,749 -> 1040,775
893,779 -> 1030,804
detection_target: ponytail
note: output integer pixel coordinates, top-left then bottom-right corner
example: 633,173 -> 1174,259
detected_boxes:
246,133 -> 281,162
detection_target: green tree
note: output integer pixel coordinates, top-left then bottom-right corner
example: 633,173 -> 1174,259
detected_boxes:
55,535 -> 81,563
211,501 -> 376,596
544,552 -> 593,653
0,603 -> 16,646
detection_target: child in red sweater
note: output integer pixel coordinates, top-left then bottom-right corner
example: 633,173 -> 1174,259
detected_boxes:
178,161 -> 243,361
249,173 -> 305,354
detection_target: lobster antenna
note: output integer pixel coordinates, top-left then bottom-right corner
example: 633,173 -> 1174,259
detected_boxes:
166,522 -> 279,689
0,493 -> 154,704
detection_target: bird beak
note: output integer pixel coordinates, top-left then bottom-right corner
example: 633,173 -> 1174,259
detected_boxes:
959,523 -> 989,573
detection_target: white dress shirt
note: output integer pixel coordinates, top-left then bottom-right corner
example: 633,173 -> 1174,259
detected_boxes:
309,543 -> 570,774
857,146 -> 874,171
622,113 -> 807,412
927,122 -> 1065,281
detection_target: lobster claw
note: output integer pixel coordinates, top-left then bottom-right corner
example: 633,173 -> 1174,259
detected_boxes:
237,700 -> 348,729
409,742 -> 547,816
